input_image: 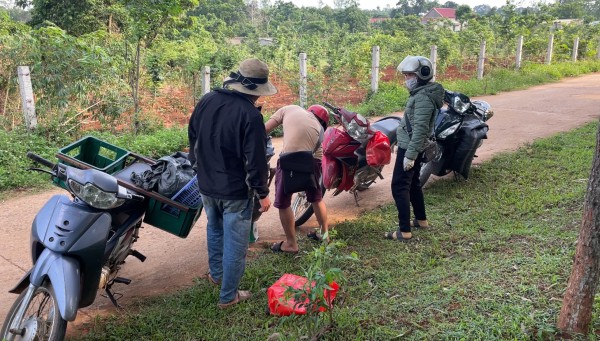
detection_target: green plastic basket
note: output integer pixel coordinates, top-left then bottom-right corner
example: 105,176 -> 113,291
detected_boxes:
57,136 -> 129,174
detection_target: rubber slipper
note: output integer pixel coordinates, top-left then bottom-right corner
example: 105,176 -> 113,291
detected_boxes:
205,272 -> 220,286
307,231 -> 322,242
410,219 -> 430,229
384,230 -> 412,242
270,241 -> 298,254
217,290 -> 252,309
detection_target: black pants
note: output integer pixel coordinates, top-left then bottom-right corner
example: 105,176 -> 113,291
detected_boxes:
391,148 -> 426,233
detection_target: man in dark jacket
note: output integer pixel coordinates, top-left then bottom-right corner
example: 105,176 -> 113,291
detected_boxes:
188,58 -> 276,308
385,55 -> 444,242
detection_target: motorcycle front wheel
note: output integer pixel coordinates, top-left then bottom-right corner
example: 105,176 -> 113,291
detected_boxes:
292,185 -> 327,227
1,281 -> 67,341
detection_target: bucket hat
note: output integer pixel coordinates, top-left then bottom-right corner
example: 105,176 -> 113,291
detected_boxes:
223,58 -> 278,96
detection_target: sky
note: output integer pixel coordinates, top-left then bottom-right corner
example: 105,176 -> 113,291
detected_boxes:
288,0 -> 541,10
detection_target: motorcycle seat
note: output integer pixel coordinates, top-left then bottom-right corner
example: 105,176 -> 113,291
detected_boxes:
371,117 -> 401,144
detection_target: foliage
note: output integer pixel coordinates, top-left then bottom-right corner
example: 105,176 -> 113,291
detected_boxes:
18,0 -> 111,36
0,0 -> 599,137
280,231 -> 358,339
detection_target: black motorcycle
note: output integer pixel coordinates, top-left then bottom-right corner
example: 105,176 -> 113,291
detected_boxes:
419,90 -> 494,185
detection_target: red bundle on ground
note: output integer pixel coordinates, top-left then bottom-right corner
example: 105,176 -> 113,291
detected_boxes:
267,273 -> 339,316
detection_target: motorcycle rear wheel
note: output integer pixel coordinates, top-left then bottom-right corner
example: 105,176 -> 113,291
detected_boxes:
419,161 -> 436,186
1,281 -> 67,341
292,185 -> 327,228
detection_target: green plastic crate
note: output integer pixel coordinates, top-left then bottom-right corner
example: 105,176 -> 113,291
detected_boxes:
143,198 -> 203,238
58,136 -> 129,174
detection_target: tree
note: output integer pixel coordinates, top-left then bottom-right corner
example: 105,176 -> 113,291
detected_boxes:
121,0 -> 198,132
334,4 -> 369,33
16,0 -> 115,36
557,120 -> 600,335
455,4 -> 473,28
442,1 -> 458,8
473,4 -> 492,15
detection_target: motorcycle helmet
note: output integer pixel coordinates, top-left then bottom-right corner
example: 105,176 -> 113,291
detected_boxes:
397,56 -> 433,83
308,104 -> 329,130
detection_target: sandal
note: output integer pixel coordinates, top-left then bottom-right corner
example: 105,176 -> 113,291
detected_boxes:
270,241 -> 299,254
205,272 -> 220,286
307,230 -> 322,242
411,219 -> 431,229
217,290 -> 252,309
384,230 -> 412,242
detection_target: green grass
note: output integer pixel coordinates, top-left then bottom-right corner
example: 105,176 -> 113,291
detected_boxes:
69,123 -> 599,340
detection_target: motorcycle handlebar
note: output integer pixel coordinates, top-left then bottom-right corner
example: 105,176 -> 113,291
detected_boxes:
27,152 -> 56,169
322,102 -> 338,112
129,193 -> 146,202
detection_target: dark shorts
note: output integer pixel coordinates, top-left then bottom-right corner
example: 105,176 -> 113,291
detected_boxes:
274,158 -> 323,209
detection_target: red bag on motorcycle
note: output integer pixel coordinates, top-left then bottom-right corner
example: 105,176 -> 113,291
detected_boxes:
366,131 -> 391,166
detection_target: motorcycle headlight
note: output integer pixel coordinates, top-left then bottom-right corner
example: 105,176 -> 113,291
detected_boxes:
438,122 -> 461,139
68,179 -> 125,209
343,114 -> 371,143
452,96 -> 470,114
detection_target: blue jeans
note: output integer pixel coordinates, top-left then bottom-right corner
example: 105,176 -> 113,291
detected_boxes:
200,194 -> 253,304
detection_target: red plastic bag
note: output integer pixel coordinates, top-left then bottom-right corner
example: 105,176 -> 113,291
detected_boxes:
267,273 -> 339,316
366,131 -> 391,166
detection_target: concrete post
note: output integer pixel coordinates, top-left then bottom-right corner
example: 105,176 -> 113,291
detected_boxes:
572,37 -> 579,62
430,45 -> 438,80
477,40 -> 486,80
201,66 -> 211,97
516,35 -> 523,69
299,53 -> 307,108
17,66 -> 37,131
546,34 -> 554,65
371,46 -> 380,93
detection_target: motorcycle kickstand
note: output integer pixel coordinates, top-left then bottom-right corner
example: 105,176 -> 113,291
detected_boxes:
353,191 -> 360,206
104,277 -> 132,308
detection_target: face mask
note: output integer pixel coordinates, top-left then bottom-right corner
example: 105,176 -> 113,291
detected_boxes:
405,77 -> 418,91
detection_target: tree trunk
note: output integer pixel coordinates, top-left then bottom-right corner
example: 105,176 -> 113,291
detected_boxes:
557,119 -> 600,335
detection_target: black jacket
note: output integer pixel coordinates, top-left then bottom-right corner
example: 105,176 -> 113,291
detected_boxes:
188,89 -> 269,200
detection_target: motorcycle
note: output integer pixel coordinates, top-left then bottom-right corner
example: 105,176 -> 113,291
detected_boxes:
292,103 -> 401,226
419,90 -> 494,185
1,152 -> 150,341
1,135 -> 275,341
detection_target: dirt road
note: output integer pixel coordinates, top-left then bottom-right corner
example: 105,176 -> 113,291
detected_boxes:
1,74 -> 599,332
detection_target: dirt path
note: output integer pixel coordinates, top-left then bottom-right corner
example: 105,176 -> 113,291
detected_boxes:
1,74 -> 599,334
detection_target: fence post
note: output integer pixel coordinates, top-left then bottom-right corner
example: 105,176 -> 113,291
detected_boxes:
572,37 -> 579,62
200,66 -> 210,98
597,39 -> 600,59
299,52 -> 307,108
17,66 -> 37,131
477,40 -> 486,80
546,34 -> 554,65
516,35 -> 523,69
430,45 -> 437,80
371,46 -> 380,93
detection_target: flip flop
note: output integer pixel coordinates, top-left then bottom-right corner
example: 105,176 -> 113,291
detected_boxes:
411,219 -> 431,229
384,230 -> 412,242
217,290 -> 252,309
307,231 -> 322,242
204,272 -> 220,286
270,241 -> 298,254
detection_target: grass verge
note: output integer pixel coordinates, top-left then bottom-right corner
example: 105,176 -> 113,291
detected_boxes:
70,123 -> 599,340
